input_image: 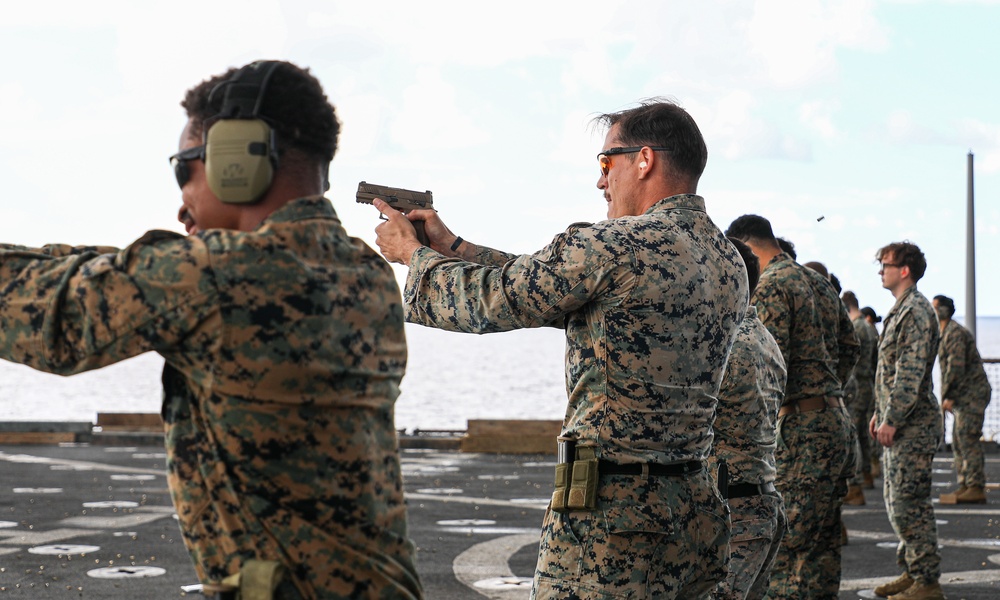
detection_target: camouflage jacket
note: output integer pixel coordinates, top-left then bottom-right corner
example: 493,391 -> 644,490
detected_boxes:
708,306 -> 787,486
939,319 -> 992,411
875,285 -> 941,451
405,194 -> 748,464
752,253 -> 859,404
845,316 -> 879,409
0,197 -> 422,599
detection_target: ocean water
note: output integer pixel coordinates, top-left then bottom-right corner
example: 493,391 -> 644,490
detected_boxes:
1,317 -> 998,433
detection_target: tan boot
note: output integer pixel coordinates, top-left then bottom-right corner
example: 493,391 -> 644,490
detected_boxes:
844,484 -> 866,505
871,459 -> 882,478
874,573 -> 913,597
864,472 -> 875,489
955,485 -> 986,504
888,581 -> 945,600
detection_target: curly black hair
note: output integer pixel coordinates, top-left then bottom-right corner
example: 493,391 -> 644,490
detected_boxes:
182,60 -> 340,164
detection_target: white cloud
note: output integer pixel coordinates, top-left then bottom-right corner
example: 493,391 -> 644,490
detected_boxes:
800,100 -> 841,140
389,68 -> 491,151
747,0 -> 888,88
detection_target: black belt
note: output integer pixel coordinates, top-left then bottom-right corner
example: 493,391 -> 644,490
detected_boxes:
727,481 -> 776,499
598,460 -> 703,477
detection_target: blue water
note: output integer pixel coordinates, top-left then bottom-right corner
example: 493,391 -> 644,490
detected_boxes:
2,317 -> 998,433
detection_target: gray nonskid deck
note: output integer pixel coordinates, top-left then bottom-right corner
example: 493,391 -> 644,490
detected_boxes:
2,443 -> 999,598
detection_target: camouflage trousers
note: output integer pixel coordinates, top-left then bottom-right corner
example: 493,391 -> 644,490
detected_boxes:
531,469 -> 729,599
883,446 -> 941,583
846,396 -> 873,486
711,492 -> 786,600
952,406 -> 986,488
766,406 -> 854,600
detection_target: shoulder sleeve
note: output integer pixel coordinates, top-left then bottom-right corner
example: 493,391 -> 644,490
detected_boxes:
753,275 -> 791,365
404,222 -> 630,332
0,230 -> 216,374
884,304 -> 934,427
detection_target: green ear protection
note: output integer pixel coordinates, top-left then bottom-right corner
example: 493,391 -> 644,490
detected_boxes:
205,61 -> 281,204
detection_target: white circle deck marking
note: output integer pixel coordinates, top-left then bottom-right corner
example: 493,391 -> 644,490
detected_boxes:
113,531 -> 139,537
478,474 -> 520,480
521,462 -> 556,468
510,498 -> 550,504
83,500 -> 140,508
403,465 -> 461,474
13,487 -> 63,494
132,453 -> 166,459
29,544 -> 101,555
936,519 -> 948,525
415,488 -> 464,495
87,566 -> 166,579
474,576 -> 533,589
110,474 -> 156,481
0,521 -> 18,528
104,447 -> 139,453
50,464 -> 93,471
441,526 -> 540,535
876,542 -> 897,549
438,519 -> 497,526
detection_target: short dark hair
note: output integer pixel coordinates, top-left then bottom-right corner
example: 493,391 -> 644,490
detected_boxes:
829,273 -> 842,293
594,98 -> 708,182
861,306 -> 882,323
876,241 -> 927,282
726,214 -> 777,245
729,237 -> 759,295
804,261 -> 829,279
933,295 -> 956,318
841,290 -> 859,310
182,60 -> 340,164
776,237 -> 797,260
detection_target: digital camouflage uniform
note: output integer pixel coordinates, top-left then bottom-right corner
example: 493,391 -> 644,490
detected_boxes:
939,319 -> 992,489
845,316 -> 879,485
404,195 -> 748,599
0,197 -> 422,599
875,286 -> 942,585
752,253 -> 859,600
708,306 -> 788,600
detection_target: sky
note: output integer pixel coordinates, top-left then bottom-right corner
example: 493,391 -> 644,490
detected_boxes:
1,0 -> 999,325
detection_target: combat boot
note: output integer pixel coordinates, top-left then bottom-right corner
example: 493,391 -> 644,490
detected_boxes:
955,485 -> 986,504
888,581 -> 945,600
844,484 -> 866,505
863,472 -> 875,489
871,458 -> 882,478
874,573 -> 913,597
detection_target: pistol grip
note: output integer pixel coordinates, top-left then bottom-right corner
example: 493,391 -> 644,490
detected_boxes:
412,220 -> 429,246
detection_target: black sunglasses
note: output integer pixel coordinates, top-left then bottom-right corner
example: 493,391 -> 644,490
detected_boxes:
597,146 -> 672,176
168,145 -> 206,189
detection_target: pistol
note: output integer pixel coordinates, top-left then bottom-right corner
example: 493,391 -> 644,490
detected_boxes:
356,181 -> 434,245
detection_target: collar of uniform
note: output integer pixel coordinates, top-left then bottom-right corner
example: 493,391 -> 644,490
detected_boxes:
646,193 -> 706,214
885,284 -> 918,324
745,304 -> 758,320
257,195 -> 336,227
765,251 -> 794,269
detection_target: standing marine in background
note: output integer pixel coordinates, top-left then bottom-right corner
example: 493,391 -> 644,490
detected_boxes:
0,60 -> 422,599
709,238 -> 788,600
933,294 -> 992,504
842,290 -> 880,498
374,99 -> 748,599
725,215 -> 858,600
871,242 -> 945,600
